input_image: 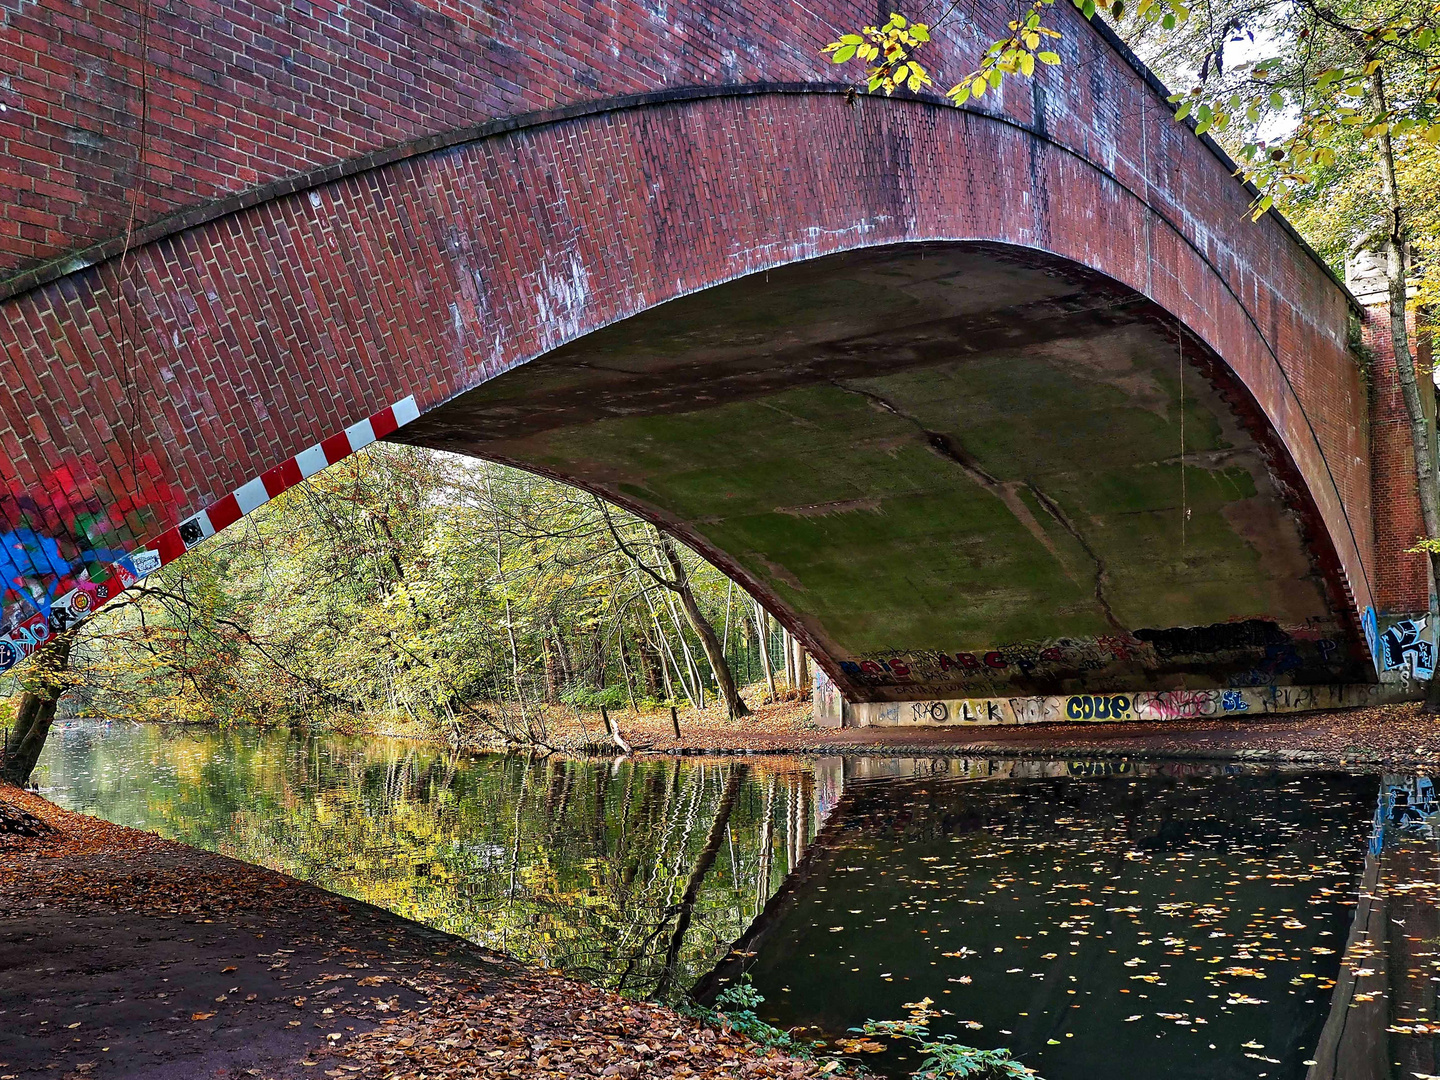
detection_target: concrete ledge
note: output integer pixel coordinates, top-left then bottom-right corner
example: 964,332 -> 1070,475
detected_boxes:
831,682 -> 1412,728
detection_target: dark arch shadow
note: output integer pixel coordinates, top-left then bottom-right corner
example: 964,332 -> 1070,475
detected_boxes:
393,240 -> 1370,703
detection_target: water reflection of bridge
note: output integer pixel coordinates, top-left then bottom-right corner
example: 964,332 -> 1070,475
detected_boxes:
1306,776 -> 1440,1080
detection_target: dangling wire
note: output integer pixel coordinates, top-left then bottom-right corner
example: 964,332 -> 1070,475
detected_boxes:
1178,318 -> 1187,556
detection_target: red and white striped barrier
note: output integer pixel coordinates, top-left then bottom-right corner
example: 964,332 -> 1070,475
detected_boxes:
152,395 -> 420,567
0,395 -> 420,673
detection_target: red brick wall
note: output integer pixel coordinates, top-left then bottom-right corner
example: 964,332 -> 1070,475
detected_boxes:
1,0 -> 892,280
1366,303 -> 1435,613
0,0 -> 1376,633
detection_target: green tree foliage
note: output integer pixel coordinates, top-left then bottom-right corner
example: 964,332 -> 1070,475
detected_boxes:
28,446 -> 764,739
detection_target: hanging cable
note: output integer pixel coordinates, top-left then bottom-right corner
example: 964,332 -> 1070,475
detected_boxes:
1178,318 -> 1187,556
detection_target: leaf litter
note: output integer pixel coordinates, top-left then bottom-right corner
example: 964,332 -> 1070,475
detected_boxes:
1,782 -> 841,1080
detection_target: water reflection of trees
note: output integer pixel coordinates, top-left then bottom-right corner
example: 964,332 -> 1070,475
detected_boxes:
36,723 -> 821,998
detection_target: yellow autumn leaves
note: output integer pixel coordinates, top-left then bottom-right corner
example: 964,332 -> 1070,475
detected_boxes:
823,8 -> 1062,102
949,6 -> 1062,105
821,13 -> 933,95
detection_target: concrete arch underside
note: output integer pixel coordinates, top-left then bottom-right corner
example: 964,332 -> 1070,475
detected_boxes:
0,89 -> 1375,703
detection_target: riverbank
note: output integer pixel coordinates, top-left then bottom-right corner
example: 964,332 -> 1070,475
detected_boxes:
373,697 -> 1440,768
0,784 -> 836,1080
106,693 -> 1440,768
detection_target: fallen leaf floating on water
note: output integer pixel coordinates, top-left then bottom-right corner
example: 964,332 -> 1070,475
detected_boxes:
835,1038 -> 888,1053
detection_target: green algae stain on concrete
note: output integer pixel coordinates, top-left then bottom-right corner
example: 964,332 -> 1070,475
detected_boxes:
409,242 -> 1355,696
508,334 -> 1319,659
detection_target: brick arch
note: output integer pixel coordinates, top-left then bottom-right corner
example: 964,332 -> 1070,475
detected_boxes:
0,81 -> 1370,683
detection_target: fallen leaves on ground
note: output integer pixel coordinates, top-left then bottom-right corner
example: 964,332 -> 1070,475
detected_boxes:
330,971 -> 840,1079
2,783 -> 841,1079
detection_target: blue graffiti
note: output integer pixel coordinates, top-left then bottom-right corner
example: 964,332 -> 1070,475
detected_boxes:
1363,606 -> 1381,676
2,528 -> 73,618
1,528 -> 133,621
1220,689 -> 1248,712
1380,616 -> 1436,679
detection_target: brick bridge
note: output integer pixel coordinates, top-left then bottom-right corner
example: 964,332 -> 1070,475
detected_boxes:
0,0 -> 1429,723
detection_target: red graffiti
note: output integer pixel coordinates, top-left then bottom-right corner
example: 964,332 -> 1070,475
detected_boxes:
1143,689 -> 1217,720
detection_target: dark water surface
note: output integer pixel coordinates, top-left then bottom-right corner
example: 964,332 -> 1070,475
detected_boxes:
710,761 -> 1377,1080
35,722 -> 1438,1080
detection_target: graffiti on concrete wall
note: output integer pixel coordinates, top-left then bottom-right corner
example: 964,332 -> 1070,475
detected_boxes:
1363,606 -> 1381,676
849,682 -> 1395,728
1358,607 -> 1437,681
1064,694 -> 1132,720
1063,689 -> 1246,722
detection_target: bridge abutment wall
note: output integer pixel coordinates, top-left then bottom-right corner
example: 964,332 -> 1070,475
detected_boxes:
812,669 -> 1410,729
1356,298 -> 1435,618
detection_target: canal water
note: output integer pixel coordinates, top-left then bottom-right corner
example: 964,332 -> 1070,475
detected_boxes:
32,721 -> 1440,1080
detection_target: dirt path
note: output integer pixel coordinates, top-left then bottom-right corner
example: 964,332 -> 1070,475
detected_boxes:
0,786 -> 833,1080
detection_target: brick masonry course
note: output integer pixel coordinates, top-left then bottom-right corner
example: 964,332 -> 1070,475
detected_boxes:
0,0 -> 1414,696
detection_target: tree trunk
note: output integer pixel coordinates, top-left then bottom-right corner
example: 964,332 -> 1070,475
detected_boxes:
542,637 -> 559,703
552,623 -> 574,691
793,635 -> 811,692
654,763 -> 748,999
3,632 -> 74,787
639,638 -> 662,698
3,691 -> 45,765
618,633 -> 640,713
754,601 -> 776,704
1374,71 -> 1440,713
658,538 -> 749,719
